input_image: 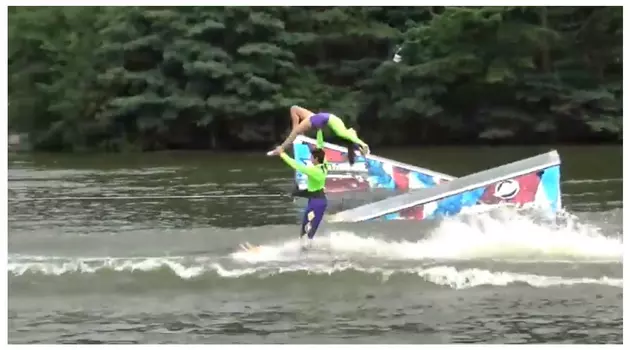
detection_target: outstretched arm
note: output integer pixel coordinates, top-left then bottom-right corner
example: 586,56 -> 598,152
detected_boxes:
268,105 -> 315,155
279,152 -> 325,183
278,119 -> 311,151
316,129 -> 324,149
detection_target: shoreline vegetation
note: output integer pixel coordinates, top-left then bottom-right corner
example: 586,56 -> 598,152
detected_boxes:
8,7 -> 621,153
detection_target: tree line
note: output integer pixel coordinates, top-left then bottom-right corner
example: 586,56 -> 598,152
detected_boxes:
8,6 -> 622,152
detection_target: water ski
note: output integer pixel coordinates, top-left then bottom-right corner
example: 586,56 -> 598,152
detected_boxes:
239,242 -> 261,253
299,238 -> 314,252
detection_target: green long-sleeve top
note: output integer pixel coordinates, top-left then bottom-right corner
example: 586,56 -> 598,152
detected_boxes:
280,130 -> 327,192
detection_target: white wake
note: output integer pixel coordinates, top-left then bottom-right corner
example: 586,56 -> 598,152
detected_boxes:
232,209 -> 622,264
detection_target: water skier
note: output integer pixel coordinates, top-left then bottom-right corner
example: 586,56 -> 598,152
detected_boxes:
276,130 -> 329,249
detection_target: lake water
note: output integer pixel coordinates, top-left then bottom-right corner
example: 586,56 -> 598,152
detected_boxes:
7,146 -> 623,344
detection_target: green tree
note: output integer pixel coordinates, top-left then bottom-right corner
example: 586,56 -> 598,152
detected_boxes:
9,6 -> 107,151
8,6 -> 622,152
368,6 -> 622,144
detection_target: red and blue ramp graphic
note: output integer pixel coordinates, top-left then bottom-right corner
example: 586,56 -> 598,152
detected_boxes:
379,168 -> 561,221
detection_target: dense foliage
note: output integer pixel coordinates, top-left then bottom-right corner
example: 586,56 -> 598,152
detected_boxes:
8,6 -> 622,152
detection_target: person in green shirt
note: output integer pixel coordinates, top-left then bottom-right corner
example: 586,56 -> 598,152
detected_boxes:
277,130 -> 329,247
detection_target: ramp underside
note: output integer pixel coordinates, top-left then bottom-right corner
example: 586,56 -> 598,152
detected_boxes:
329,150 -> 561,223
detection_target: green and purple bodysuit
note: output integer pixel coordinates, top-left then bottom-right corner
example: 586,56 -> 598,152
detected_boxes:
309,112 -> 368,150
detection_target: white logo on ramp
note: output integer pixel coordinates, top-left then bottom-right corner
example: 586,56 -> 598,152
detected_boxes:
494,179 -> 520,199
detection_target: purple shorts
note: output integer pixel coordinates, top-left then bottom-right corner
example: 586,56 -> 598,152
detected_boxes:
310,113 -> 330,129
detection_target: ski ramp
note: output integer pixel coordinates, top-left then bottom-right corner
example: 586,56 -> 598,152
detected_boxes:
328,150 -> 562,223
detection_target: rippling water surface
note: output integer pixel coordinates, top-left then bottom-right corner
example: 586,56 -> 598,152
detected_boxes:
7,146 -> 623,344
